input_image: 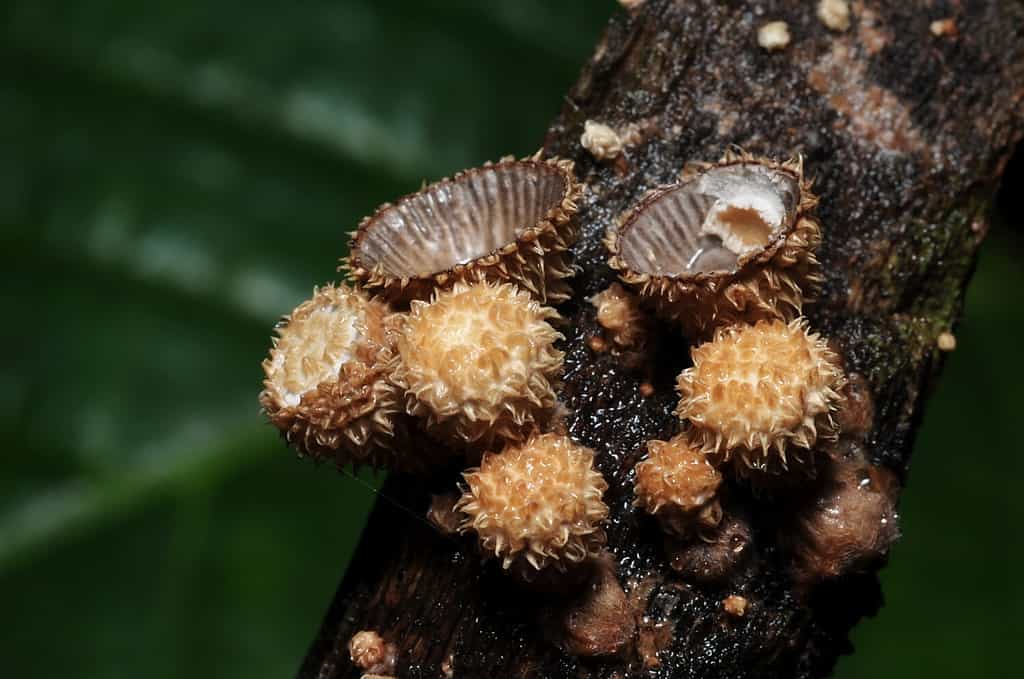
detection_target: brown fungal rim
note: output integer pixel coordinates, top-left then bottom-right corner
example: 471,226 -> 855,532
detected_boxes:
606,151 -> 818,288
343,152 -> 583,292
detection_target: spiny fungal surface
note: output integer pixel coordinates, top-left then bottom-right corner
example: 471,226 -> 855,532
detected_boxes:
633,434 -> 722,538
456,432 -> 609,576
393,280 -> 563,452
344,153 -> 582,306
676,318 -> 846,481
259,284 -> 407,469
605,150 -> 822,339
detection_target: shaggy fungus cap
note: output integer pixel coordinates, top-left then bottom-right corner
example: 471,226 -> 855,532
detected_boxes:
259,284 -> 408,469
456,433 -> 609,575
634,435 -> 722,538
393,280 -> 563,451
605,150 -> 822,338
676,318 -> 846,481
345,152 -> 583,306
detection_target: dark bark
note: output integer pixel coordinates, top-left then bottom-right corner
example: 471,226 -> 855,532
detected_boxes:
299,1 -> 1024,677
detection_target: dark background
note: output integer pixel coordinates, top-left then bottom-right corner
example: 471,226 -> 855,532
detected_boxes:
1,2 -> 1020,677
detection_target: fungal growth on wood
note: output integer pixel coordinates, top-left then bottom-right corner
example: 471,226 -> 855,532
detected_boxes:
273,2 -> 1024,677
785,452 -> 901,585
665,506 -> 753,584
347,630 -> 396,676
345,154 -> 582,306
676,318 -> 846,485
456,432 -> 609,584
392,280 -> 564,453
259,284 -> 408,469
633,434 -> 722,538
589,282 -> 650,354
605,152 -> 822,339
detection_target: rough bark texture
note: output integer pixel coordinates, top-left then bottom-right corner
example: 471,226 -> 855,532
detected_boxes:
298,2 -> 1024,678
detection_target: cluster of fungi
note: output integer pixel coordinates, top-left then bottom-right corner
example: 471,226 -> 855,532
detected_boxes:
260,148 -> 901,668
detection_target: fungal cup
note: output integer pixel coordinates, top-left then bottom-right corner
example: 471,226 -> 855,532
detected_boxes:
607,153 -> 822,337
347,155 -> 582,305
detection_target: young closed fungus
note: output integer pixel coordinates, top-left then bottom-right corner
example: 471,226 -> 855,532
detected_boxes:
589,282 -> 649,352
605,151 -> 822,338
665,507 -> 753,584
676,318 -> 846,482
633,435 -> 722,538
786,455 -> 901,585
259,284 -> 408,469
347,630 -> 397,675
456,433 -> 609,582
345,153 -> 582,306
393,280 -> 563,452
722,594 -> 749,618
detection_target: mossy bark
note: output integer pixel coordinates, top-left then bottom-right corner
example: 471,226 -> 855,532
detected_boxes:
299,2 -> 1024,677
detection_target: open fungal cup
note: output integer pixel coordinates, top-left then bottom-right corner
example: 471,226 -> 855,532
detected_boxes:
605,151 -> 822,338
346,154 -> 583,306
259,284 -> 408,469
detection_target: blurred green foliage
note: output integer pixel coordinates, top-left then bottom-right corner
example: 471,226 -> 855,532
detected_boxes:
0,2 -> 1019,678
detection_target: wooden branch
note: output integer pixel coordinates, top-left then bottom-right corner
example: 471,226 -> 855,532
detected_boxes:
298,2 -> 1024,677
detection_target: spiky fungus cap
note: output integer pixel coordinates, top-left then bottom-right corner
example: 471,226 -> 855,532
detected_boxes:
345,153 -> 583,307
676,318 -> 846,481
457,433 -> 609,575
634,435 -> 723,537
259,284 -> 409,469
393,280 -> 564,452
605,150 -> 822,339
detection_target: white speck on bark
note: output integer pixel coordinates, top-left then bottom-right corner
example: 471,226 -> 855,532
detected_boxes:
758,21 -> 791,51
930,18 -> 958,38
937,331 -> 957,352
817,0 -> 851,32
581,120 -> 624,160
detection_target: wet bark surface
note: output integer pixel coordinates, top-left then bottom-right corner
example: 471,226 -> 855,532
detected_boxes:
298,2 -> 1024,677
